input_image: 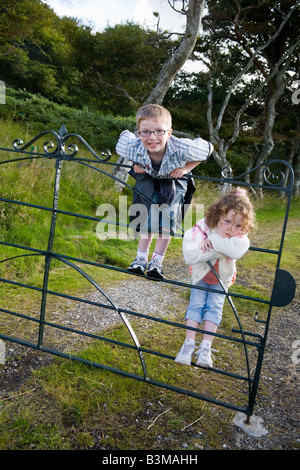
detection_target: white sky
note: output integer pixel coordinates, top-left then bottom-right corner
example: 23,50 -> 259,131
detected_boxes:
43,0 -> 203,73
43,0 -> 187,33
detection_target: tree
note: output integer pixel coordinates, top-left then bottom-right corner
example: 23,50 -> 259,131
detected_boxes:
200,0 -> 300,194
146,0 -> 205,105
113,1 -> 206,187
0,0 -> 80,102
86,23 -> 174,114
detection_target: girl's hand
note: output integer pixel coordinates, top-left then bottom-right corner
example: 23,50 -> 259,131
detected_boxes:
200,238 -> 213,253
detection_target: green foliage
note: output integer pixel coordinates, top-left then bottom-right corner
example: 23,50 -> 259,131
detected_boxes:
76,22 -> 174,115
0,88 -> 136,149
0,1 -> 173,114
0,0 -> 72,101
0,116 -> 138,292
1,0 -> 298,178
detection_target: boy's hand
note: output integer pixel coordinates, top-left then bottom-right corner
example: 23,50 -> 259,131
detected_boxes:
134,164 -> 146,173
169,167 -> 187,178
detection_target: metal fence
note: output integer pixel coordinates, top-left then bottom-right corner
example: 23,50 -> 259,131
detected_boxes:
0,125 -> 296,421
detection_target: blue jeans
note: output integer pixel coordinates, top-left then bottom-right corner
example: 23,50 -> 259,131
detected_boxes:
142,181 -> 187,236
185,280 -> 226,327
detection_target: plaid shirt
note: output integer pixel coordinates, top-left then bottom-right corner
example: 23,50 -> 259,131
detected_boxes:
116,130 -> 212,177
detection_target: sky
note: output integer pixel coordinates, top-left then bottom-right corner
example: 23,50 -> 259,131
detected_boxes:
44,0 -> 187,33
43,0 -> 202,72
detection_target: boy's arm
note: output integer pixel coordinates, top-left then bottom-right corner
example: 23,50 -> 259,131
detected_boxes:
170,135 -> 214,177
115,130 -> 136,159
169,161 -> 200,178
177,136 -> 214,162
168,137 -> 214,178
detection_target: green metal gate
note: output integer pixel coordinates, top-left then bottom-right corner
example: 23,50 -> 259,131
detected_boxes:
0,126 -> 296,421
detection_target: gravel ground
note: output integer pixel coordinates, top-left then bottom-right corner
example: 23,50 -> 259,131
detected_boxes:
0,258 -> 299,450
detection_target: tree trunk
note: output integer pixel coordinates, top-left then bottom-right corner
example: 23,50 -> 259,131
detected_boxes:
254,55 -> 294,197
145,0 -> 205,105
114,1 -> 205,191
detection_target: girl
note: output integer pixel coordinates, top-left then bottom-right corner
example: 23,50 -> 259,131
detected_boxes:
175,187 -> 255,368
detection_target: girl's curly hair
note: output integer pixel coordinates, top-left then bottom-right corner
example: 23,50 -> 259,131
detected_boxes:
205,187 -> 255,234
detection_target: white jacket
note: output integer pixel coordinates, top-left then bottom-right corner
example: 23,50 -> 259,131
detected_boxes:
183,219 -> 250,290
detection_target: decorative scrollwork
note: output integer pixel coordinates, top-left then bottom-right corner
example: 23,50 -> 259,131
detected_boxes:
62,133 -> 112,162
61,142 -> 79,158
221,166 -> 233,179
9,126 -> 112,163
99,149 -> 112,161
43,140 -> 56,155
13,131 -> 59,156
263,161 -> 286,187
13,138 -> 24,149
220,159 -> 294,192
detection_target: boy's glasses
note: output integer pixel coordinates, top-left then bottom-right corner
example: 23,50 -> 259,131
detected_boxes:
138,129 -> 168,137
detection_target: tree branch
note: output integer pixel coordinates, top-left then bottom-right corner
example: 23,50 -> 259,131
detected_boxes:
232,0 -> 269,78
214,2 -> 298,136
92,68 -> 139,107
145,0 -> 205,104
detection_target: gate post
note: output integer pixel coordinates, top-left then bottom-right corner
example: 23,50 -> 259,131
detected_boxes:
38,126 -> 65,348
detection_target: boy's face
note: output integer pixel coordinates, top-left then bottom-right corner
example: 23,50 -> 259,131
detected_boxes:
138,119 -> 172,157
217,209 -> 244,238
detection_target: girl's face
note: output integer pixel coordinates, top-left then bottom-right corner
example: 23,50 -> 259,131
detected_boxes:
138,118 -> 172,158
217,209 -> 244,238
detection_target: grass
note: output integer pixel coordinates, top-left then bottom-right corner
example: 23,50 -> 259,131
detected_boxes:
0,117 -> 139,293
0,117 -> 299,450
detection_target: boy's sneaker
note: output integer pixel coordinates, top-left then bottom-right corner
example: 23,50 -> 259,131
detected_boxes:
147,258 -> 164,279
195,342 -> 213,368
127,257 -> 147,275
175,339 -> 196,366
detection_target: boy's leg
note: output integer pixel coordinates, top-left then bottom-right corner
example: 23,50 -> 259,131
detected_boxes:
128,233 -> 153,275
138,232 -> 153,253
147,186 -> 183,279
147,234 -> 171,279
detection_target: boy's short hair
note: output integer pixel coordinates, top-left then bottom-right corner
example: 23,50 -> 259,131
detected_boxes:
136,104 -> 172,129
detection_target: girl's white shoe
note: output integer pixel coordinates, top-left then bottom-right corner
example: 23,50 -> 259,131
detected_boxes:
175,339 -> 196,366
195,341 -> 213,368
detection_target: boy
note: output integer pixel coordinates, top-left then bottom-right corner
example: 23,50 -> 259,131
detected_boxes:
116,104 -> 213,279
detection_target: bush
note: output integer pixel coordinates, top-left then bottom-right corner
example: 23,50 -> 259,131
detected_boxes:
0,88 -> 136,150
